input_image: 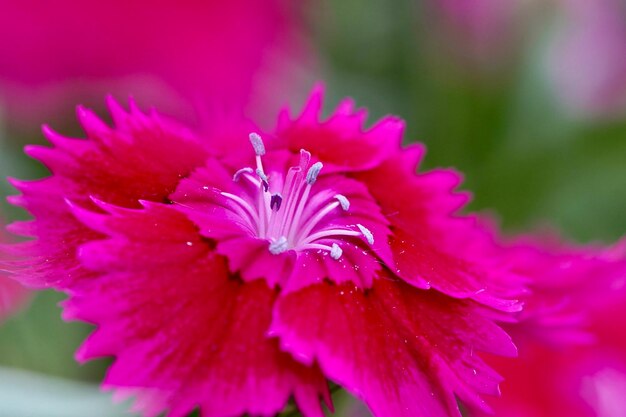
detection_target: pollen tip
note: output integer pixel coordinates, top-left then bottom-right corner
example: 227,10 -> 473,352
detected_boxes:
306,162 -> 323,185
269,236 -> 289,255
357,224 -> 374,245
249,132 -> 266,156
334,194 -> 350,211
330,243 -> 343,260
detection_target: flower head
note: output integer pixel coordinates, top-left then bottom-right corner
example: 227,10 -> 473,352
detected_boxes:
5,88 -> 526,417
0,0 -> 306,128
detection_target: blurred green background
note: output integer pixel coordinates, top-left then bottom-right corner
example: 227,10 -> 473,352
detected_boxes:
0,0 -> 625,415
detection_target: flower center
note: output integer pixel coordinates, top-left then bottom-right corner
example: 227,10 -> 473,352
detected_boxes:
219,133 -> 374,260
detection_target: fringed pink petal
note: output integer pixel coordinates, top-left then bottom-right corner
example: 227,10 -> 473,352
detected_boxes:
6,100 -> 210,289
355,149 -> 525,311
66,202 -> 331,417
270,275 -> 516,417
275,85 -> 404,173
476,232 -> 626,417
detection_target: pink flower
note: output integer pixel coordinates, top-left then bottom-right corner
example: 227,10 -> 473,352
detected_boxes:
5,88 -> 525,417
474,233 -> 626,417
544,0 -> 626,118
0,0 -> 305,128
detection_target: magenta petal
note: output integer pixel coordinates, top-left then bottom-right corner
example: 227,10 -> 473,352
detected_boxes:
282,239 -> 382,293
270,276 -> 516,417
275,86 -> 404,173
65,202 -> 330,417
479,233 -> 626,417
501,231 -> 626,346
36,101 -> 209,207
6,177 -> 101,288
355,149 -> 524,310
0,0 -> 304,126
217,236 -> 297,288
7,101 -> 210,289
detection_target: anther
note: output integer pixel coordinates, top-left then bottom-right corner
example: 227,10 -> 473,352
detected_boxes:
306,162 -> 323,185
356,224 -> 374,245
330,243 -> 343,260
233,167 -> 254,182
334,194 -> 350,211
269,236 -> 289,255
249,132 -> 266,156
270,193 -> 283,211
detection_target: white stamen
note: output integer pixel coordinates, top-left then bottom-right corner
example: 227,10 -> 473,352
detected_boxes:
224,144 -> 375,262
294,200 -> 340,243
233,167 -> 254,182
269,236 -> 289,255
256,168 -> 268,182
334,194 -> 350,211
286,181 -> 312,243
301,229 -> 361,245
330,243 -> 343,260
305,162 -> 323,185
220,192 -> 260,226
357,224 -> 374,245
249,132 -> 266,156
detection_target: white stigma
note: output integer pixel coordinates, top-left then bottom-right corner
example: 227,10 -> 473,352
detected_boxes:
269,236 -> 289,254
249,132 -> 266,156
334,194 -> 350,211
357,224 -> 374,245
330,243 -> 343,260
306,162 -> 323,185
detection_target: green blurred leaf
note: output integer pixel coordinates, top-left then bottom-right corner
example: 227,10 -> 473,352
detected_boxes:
0,291 -> 109,381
